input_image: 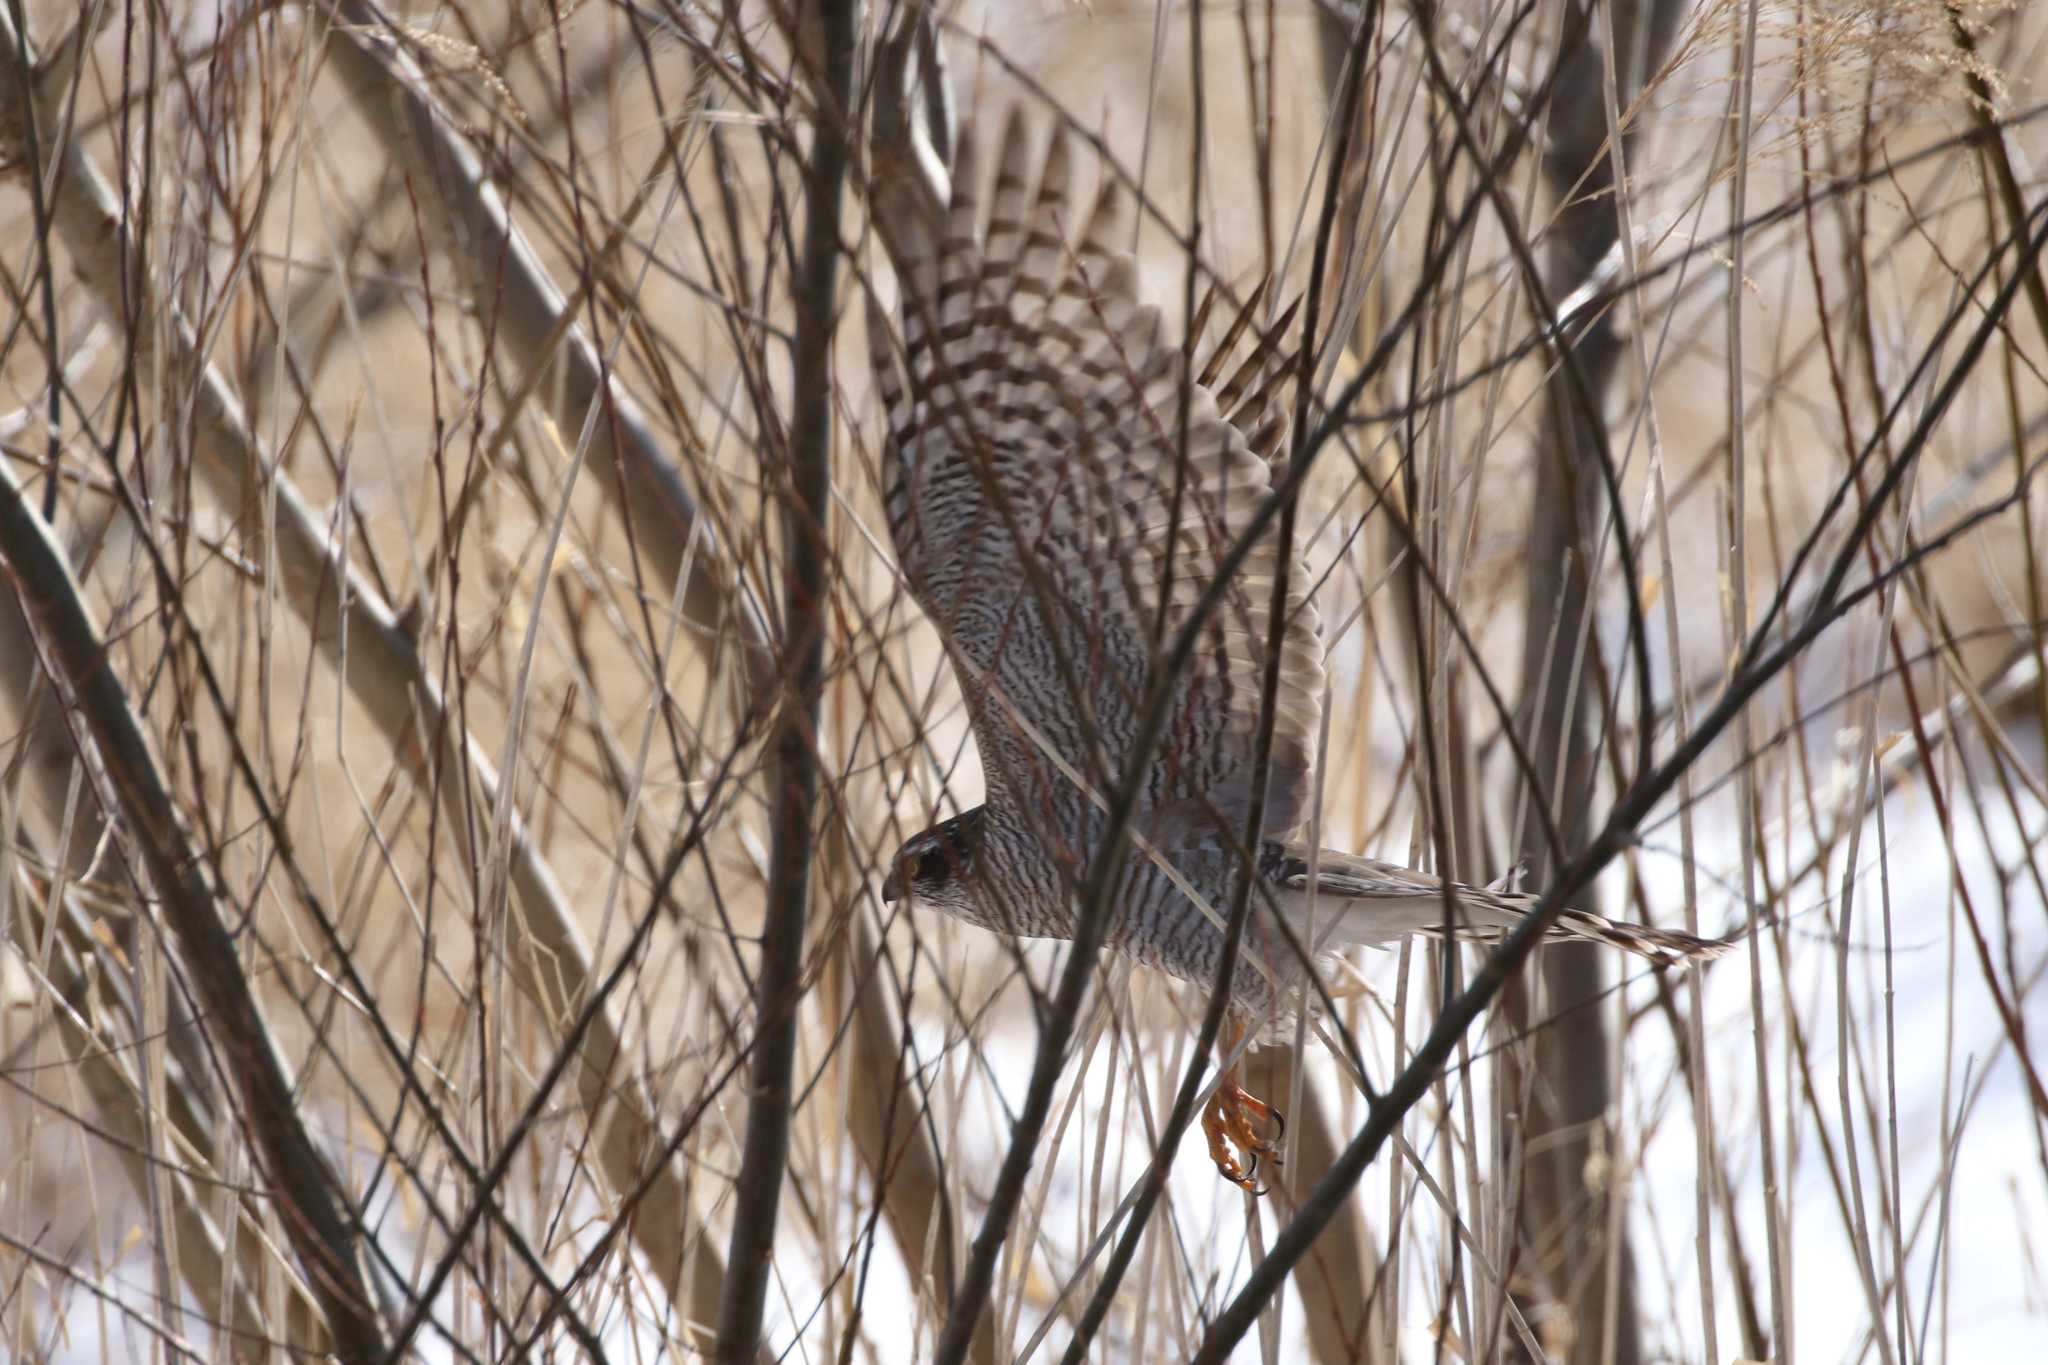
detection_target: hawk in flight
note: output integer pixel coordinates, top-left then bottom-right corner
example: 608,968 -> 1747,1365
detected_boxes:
869,112 -> 1722,1189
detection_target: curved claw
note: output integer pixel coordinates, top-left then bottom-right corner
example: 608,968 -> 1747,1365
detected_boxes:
1203,1079 -> 1286,1194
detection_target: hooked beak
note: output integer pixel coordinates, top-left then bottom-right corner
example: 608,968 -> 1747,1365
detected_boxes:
880,867 -> 903,903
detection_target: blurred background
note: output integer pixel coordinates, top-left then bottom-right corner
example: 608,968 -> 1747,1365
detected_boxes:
1,1 -> 2044,1360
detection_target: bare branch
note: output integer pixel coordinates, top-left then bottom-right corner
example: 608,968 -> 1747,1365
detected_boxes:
713,1 -> 855,1357
0,453 -> 385,1361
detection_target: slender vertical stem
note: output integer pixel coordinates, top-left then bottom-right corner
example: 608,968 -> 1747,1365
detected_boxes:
1509,6 -> 1684,1351
713,3 -> 854,1358
1725,2 -> 1792,1357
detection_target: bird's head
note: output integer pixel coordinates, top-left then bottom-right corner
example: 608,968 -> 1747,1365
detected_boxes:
881,807 -> 985,916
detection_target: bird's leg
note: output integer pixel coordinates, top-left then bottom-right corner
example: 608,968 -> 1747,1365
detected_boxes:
1202,1020 -> 1286,1193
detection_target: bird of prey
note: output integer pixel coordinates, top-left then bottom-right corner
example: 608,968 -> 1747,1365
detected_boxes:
868,111 -> 1724,1189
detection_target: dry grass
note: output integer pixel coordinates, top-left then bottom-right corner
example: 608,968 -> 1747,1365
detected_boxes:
2,1 -> 2045,1361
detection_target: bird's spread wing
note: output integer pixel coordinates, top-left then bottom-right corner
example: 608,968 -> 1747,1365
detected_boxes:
869,111 -> 1325,847
1274,848 -> 1730,968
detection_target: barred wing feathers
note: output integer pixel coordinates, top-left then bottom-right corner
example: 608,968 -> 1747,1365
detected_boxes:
869,113 -> 1325,845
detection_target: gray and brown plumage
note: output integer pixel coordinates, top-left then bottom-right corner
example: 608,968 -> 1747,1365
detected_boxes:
869,113 -> 1725,1188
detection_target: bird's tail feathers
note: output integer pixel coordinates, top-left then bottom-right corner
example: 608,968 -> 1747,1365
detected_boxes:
1295,889 -> 1729,970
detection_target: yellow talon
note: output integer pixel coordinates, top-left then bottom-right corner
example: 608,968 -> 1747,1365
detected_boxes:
1202,1077 -> 1285,1195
